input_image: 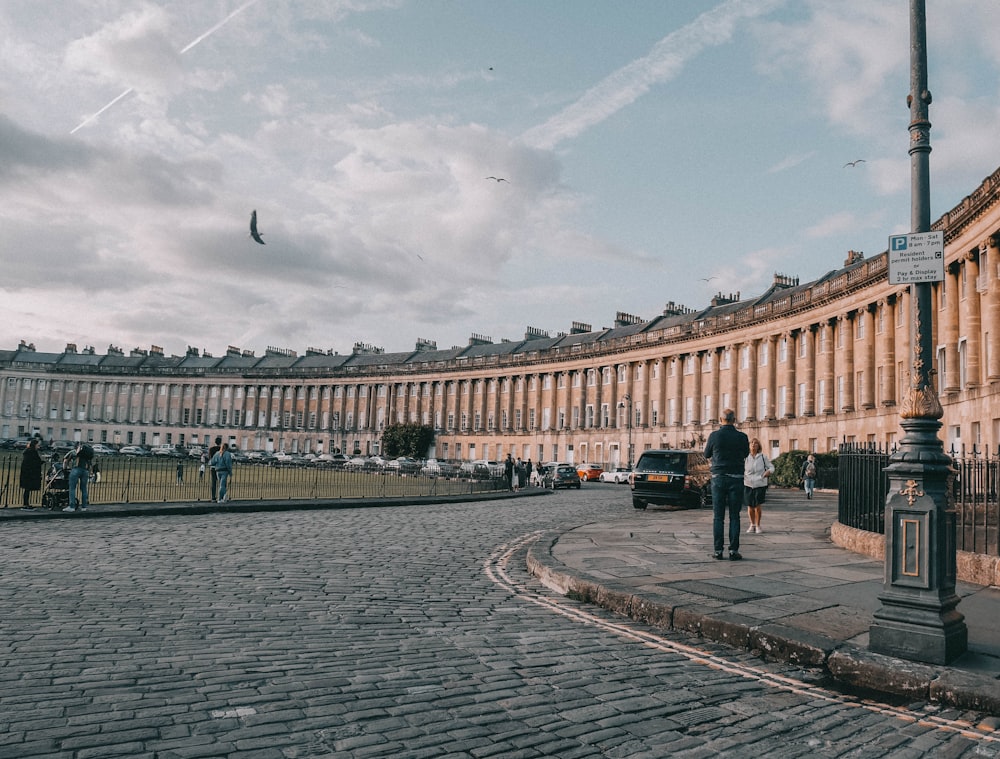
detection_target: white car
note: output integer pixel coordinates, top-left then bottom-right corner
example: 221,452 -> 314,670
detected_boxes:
599,467 -> 632,484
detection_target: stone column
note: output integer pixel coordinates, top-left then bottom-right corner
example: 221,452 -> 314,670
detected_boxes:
962,249 -> 982,387
745,341 -> 758,422
879,298 -> 900,407
860,305 -> 877,409
839,313 -> 856,412
984,236 -> 1000,382
764,335 -> 778,421
940,262 -> 960,392
689,353 -> 702,426
803,327 -> 817,416
821,322 -> 835,415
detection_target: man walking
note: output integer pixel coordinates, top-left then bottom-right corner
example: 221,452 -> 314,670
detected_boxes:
704,409 -> 750,560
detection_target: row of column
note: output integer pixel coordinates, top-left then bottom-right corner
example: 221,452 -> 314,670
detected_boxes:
3,233 -> 999,441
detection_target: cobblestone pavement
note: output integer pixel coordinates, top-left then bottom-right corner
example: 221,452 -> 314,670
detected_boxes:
2,487 -> 999,758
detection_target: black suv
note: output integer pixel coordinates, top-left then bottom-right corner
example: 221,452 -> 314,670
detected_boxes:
630,449 -> 712,510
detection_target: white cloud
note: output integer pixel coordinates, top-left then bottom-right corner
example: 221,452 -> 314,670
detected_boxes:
522,0 -> 788,150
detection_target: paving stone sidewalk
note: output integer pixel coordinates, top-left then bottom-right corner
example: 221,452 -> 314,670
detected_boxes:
526,488 -> 1000,714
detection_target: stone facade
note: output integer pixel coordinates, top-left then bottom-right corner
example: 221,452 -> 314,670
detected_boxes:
4,167 -> 1000,464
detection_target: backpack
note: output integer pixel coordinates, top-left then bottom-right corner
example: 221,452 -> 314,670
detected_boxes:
805,461 -> 816,478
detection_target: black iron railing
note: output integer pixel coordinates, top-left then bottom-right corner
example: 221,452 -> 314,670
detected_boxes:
0,453 -> 506,508
838,442 -> 999,557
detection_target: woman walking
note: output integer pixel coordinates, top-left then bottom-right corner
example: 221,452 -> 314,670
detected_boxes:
210,443 -> 234,503
743,438 -> 773,533
19,438 -> 44,510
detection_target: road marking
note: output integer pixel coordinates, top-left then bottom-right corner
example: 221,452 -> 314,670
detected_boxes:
484,532 -> 1000,746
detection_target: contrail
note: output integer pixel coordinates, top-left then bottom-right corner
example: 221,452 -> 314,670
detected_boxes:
70,0 -> 261,134
521,0 -> 786,150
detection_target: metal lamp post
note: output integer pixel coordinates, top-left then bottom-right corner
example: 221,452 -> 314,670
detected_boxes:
868,0 -> 968,664
619,394 -> 633,469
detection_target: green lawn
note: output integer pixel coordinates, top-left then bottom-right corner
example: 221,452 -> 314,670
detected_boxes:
0,453 -> 501,507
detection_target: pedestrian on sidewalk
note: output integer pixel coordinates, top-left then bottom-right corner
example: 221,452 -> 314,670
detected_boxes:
704,408 -> 749,560
19,438 -> 43,509
743,437 -> 773,534
62,442 -> 93,512
801,454 -> 817,500
176,461 -> 184,485
210,443 -> 233,502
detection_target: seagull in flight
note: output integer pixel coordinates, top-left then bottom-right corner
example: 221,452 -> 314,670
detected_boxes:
249,209 -> 265,244
700,277 -> 717,282
485,176 -> 509,183
843,159 -> 866,168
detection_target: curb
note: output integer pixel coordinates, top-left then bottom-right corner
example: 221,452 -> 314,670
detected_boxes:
525,531 -> 1000,715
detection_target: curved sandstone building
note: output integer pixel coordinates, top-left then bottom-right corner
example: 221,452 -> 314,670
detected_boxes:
4,167 -> 1000,463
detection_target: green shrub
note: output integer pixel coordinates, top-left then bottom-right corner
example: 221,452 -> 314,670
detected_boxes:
771,449 -> 838,488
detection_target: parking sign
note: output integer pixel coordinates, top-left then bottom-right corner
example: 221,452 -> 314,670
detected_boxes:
887,231 -> 944,285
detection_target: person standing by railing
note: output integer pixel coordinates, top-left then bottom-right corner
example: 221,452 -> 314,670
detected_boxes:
210,443 -> 233,503
19,438 -> 43,509
63,442 -> 93,512
208,436 -> 222,502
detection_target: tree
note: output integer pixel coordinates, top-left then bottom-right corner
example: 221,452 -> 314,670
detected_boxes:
381,423 -> 434,458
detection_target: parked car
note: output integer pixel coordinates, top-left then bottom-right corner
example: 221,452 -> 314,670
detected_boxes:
119,445 -> 150,457
90,443 -> 117,456
543,464 -> 582,490
598,467 -> 632,484
315,453 -> 349,468
271,451 -> 306,467
421,459 -> 459,477
531,462 -> 558,487
346,456 -> 375,471
187,445 -> 204,459
386,456 -> 421,473
576,463 -> 604,482
630,449 -> 711,510
152,444 -> 185,458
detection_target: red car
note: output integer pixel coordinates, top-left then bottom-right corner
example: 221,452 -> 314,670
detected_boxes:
576,463 -> 604,482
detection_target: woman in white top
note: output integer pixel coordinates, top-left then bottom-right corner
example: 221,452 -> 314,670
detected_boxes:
743,438 -> 774,533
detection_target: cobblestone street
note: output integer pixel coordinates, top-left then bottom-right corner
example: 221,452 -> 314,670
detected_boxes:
1,488 -> 998,758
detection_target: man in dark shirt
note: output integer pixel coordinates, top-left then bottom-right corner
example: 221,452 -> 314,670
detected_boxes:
704,408 -> 750,560
208,436 -> 223,502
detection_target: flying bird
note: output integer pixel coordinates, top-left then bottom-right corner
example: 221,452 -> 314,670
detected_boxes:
249,210 -> 265,244
843,159 -> 866,168
485,176 -> 509,183
700,277 -> 717,282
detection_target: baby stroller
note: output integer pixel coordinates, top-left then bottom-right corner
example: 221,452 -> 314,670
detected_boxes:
41,461 -> 70,511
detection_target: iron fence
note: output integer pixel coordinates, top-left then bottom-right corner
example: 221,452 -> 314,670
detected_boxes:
0,452 -> 506,508
838,442 -> 999,557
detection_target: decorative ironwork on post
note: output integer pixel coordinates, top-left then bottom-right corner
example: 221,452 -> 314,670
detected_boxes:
868,0 -> 968,664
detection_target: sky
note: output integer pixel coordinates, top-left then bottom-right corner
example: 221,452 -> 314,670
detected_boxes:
2,0 -> 1000,359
